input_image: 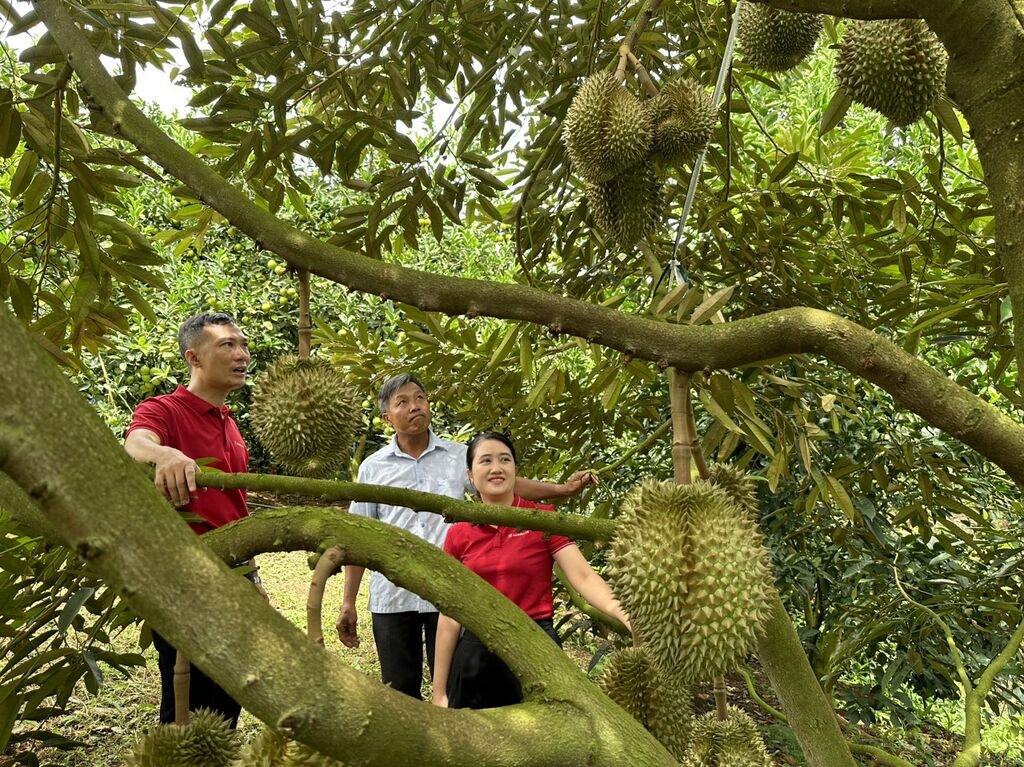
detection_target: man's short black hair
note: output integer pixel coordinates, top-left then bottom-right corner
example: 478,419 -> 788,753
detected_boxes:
377,373 -> 426,415
178,312 -> 240,359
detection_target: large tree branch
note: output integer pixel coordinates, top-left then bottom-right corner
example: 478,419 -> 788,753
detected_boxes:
34,0 -> 1024,491
760,0 -> 927,19
0,305 -> 677,767
196,471 -> 617,541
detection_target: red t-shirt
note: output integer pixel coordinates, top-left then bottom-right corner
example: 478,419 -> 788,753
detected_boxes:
127,386 -> 249,534
443,496 -> 573,620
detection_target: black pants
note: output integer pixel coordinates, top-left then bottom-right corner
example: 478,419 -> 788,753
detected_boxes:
371,611 -> 439,699
448,618 -> 560,709
153,632 -> 241,727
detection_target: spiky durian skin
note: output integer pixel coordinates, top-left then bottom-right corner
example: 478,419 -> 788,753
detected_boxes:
680,707 -> 773,767
647,77 -> 715,168
647,676 -> 694,761
126,710 -> 238,767
705,464 -> 758,520
251,356 -> 361,478
564,71 -> 653,184
609,480 -> 774,685
599,645 -> 693,760
586,163 -> 662,250
180,709 -> 240,767
599,645 -> 658,727
235,728 -> 287,766
233,730 -> 344,767
834,18 -> 947,127
736,1 -> 823,72
125,723 -> 187,767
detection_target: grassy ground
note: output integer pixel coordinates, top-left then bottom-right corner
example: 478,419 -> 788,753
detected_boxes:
11,549 -> 1024,766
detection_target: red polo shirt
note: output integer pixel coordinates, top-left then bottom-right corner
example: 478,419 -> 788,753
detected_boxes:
128,385 -> 249,534
443,497 -> 573,620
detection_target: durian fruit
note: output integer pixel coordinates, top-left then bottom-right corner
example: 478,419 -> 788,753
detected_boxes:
647,77 -> 716,168
564,71 -> 653,184
705,463 -> 758,520
834,18 -> 947,127
586,162 -> 663,250
126,709 -> 239,767
599,645 -> 659,727
599,645 -> 693,760
736,1 -> 823,72
608,480 -> 774,685
250,356 -> 361,478
234,728 -> 287,766
679,707 -> 773,767
234,728 -> 345,767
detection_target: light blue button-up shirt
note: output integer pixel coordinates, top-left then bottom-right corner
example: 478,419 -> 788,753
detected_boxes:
351,431 -> 473,613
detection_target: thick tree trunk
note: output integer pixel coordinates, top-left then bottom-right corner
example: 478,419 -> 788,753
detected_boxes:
757,591 -> 857,767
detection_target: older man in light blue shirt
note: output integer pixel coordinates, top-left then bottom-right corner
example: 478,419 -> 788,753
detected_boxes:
337,373 -> 595,699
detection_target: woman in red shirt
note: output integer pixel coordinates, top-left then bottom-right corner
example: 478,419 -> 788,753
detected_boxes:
432,431 -> 630,709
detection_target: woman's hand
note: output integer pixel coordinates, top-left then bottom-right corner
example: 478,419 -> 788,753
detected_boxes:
431,690 -> 449,707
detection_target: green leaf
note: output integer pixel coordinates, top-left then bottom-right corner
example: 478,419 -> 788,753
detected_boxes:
689,284 -> 735,325
0,691 -> 21,754
56,587 -> 96,634
823,473 -> 857,522
932,97 -> 964,145
769,151 -> 801,183
819,87 -> 852,136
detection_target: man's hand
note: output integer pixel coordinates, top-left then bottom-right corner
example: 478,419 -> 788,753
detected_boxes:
336,603 -> 360,648
561,469 -> 600,498
153,448 -> 199,506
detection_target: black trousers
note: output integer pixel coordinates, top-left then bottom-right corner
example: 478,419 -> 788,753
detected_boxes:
153,631 -> 241,727
447,618 -> 560,709
371,611 -> 439,699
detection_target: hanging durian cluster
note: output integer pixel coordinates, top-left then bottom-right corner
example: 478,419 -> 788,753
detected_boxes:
834,18 -> 947,127
608,479 -> 774,686
564,71 -> 714,250
736,1 -> 823,72
250,356 -> 361,478
125,709 -> 239,767
680,707 -> 773,767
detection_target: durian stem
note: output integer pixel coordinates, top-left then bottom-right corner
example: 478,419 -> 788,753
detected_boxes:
626,51 -> 659,98
298,268 -> 312,359
307,546 -> 344,645
682,376 -> 710,481
712,674 -> 728,719
614,45 -> 629,83
173,650 -> 190,724
669,369 -> 692,485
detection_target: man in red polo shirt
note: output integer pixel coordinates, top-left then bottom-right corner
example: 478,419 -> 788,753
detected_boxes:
125,311 -> 257,727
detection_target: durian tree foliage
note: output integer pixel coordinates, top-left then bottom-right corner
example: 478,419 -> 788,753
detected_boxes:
2,0 -> 1024,764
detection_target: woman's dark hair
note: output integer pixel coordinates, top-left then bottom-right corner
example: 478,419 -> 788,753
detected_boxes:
466,431 -> 517,468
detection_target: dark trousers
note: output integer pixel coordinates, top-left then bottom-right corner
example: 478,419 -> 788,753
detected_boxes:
448,618 -> 560,710
371,611 -> 439,699
153,632 -> 241,727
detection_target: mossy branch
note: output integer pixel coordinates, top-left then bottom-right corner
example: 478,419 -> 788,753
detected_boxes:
195,469 -> 617,541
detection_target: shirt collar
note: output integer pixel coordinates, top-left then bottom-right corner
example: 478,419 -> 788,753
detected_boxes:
388,430 -> 450,459
171,385 -> 230,416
